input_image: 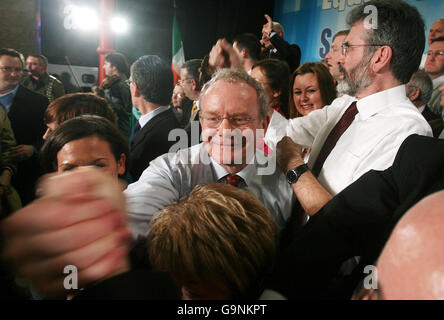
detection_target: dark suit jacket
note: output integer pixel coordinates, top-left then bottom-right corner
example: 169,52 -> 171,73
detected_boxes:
267,134 -> 444,299
422,105 -> 440,122
130,108 -> 180,181
264,34 -> 301,72
8,85 -> 48,205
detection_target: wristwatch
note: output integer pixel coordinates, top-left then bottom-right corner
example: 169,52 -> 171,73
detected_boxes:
286,164 -> 309,185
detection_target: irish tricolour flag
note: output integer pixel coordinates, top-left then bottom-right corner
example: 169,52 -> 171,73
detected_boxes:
171,13 -> 185,85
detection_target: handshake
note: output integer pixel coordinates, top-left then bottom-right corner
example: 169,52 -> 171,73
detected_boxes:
1,167 -> 132,298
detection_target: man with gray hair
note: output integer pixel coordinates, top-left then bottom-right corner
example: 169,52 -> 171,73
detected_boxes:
126,68 -> 294,238
273,0 -> 432,218
128,55 -> 181,181
0,69 -> 295,297
406,69 -> 440,122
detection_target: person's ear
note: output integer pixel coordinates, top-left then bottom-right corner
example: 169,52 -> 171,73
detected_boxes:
117,153 -> 126,176
371,45 -> 392,73
408,87 -> 421,102
191,79 -> 198,91
133,82 -> 141,97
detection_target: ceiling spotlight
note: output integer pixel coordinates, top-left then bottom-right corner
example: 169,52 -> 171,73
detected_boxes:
73,7 -> 99,31
111,17 -> 129,34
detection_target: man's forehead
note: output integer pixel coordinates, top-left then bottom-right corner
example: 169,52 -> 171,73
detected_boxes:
0,55 -> 22,65
430,41 -> 444,50
201,81 -> 258,107
431,20 -> 444,30
332,35 -> 346,47
346,21 -> 366,42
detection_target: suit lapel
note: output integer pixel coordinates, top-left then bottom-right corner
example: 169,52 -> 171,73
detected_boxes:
131,108 -> 174,149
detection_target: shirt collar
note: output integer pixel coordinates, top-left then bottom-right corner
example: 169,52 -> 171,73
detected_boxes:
210,154 -> 260,187
138,105 -> 169,128
356,84 -> 410,120
0,85 -> 19,112
0,84 -> 19,98
432,75 -> 444,88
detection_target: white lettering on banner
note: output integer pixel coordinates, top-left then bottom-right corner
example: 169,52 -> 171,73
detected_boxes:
322,0 -> 373,12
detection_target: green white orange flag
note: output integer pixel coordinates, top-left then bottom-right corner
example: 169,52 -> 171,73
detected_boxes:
172,12 -> 185,85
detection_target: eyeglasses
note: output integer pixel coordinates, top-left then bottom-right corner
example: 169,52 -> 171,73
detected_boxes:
426,50 -> 444,58
199,114 -> 256,128
178,78 -> 193,85
341,42 -> 387,56
125,79 -> 134,86
0,66 -> 23,74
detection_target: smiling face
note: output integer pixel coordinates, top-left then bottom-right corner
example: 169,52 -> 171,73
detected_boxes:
200,80 -> 269,174
292,72 -> 324,116
56,136 -> 125,177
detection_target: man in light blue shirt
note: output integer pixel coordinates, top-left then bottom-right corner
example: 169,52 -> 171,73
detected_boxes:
125,69 -> 295,239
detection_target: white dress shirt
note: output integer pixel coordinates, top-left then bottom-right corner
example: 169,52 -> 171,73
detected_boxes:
267,86 -> 432,196
124,143 -> 295,239
264,109 -> 288,152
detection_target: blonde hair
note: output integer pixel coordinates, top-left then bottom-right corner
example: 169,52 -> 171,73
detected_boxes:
147,183 -> 277,298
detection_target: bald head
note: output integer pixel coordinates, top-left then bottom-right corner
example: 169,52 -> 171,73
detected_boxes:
377,191 -> 444,299
272,22 -> 284,38
428,19 -> 444,46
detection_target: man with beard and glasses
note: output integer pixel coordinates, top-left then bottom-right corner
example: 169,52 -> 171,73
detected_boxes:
265,0 -> 432,218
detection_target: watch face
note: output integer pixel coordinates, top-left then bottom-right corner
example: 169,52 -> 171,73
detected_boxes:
287,170 -> 297,184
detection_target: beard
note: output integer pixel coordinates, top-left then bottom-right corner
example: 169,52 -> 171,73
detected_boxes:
337,52 -> 375,97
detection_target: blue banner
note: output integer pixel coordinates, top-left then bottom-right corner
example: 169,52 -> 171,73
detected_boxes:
274,0 -> 444,64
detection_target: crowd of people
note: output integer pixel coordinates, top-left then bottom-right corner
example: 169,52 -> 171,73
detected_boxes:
0,0 -> 443,300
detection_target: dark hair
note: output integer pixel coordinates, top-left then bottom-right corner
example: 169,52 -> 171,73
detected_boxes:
44,92 -> 116,125
105,52 -> 130,77
27,53 -> 48,67
130,55 -> 173,105
0,48 -> 24,67
252,59 -> 290,118
431,36 -> 444,44
40,115 -> 129,174
289,62 -> 337,118
181,59 -> 202,83
233,33 -> 261,62
347,0 -> 425,84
